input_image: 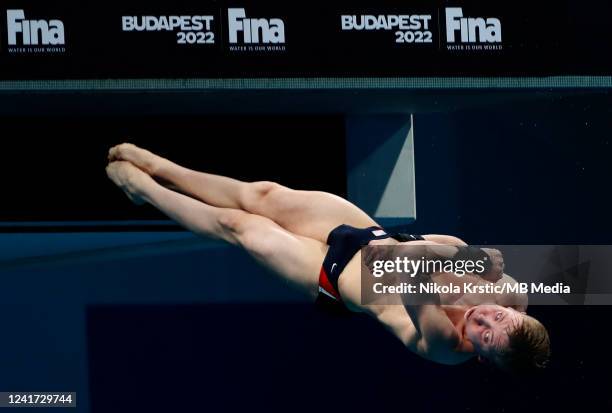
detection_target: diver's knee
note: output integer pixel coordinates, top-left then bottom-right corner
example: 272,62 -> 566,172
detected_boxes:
241,181 -> 288,211
218,209 -> 250,237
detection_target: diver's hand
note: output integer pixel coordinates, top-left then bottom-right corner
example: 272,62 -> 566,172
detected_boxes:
480,248 -> 504,282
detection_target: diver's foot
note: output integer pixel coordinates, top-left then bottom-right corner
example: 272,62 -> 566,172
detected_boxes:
105,161 -> 150,205
108,143 -> 165,176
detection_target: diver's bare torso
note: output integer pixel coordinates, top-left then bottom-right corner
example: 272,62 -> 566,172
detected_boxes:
328,236 -> 461,363
334,236 -> 519,365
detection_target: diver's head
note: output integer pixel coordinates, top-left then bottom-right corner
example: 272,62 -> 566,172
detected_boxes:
464,304 -> 550,374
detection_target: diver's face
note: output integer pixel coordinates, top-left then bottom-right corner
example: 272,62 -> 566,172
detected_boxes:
464,305 -> 523,359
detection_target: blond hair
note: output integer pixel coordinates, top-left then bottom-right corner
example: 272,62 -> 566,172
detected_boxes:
496,314 -> 551,374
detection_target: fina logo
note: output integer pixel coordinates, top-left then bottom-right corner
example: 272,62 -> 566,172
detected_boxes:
7,9 -> 65,46
227,8 -> 285,44
445,7 -> 501,43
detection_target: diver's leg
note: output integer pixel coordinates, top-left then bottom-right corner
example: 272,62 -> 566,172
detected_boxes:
239,183 -> 378,243
109,143 -> 378,242
106,161 -> 325,296
109,143 -> 246,210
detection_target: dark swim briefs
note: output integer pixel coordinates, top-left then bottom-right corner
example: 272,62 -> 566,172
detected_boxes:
315,224 -> 424,312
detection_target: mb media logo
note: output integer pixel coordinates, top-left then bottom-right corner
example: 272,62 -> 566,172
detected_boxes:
227,8 -> 286,52
445,7 -> 502,51
6,9 -> 65,54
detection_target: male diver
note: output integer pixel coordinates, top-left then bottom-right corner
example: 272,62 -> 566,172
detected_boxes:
106,143 -> 550,373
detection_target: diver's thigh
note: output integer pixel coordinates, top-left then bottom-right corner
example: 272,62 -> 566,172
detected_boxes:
237,215 -> 327,297
255,187 -> 378,243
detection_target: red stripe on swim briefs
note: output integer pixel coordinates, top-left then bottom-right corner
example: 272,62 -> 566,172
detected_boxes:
319,267 -> 341,301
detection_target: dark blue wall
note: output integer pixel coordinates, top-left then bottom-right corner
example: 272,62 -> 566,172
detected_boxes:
409,92 -> 612,244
